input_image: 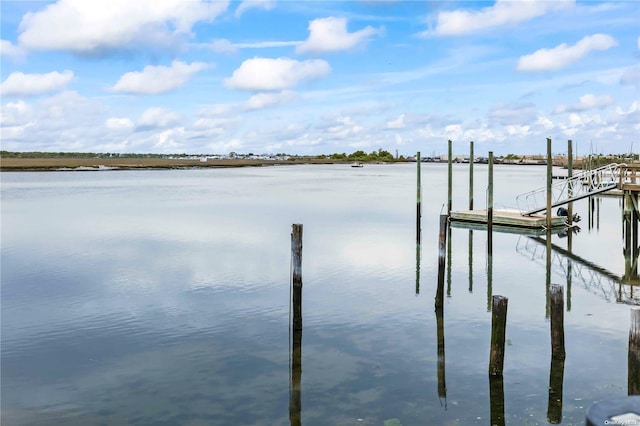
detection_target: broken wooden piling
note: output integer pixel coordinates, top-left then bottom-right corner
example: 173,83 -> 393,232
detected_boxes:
489,295 -> 508,375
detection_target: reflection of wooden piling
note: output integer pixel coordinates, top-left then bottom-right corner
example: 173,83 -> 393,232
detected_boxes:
448,140 -> 452,215
550,284 -> 566,360
291,224 -> 303,331
416,242 -> 421,295
468,230 -> 473,293
547,353 -> 565,424
629,307 -> 640,395
489,295 -> 508,375
436,215 -> 448,308
489,374 -> 505,426
436,298 -> 446,402
487,242 -> 493,312
546,232 -> 552,319
289,314 -> 302,426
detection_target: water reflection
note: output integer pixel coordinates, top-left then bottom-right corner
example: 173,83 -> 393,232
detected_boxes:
518,235 -> 640,305
435,216 -> 447,408
489,375 -> 505,426
547,355 -> 565,423
468,230 -> 474,293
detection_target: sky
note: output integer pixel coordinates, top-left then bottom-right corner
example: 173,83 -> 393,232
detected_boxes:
0,0 -> 639,156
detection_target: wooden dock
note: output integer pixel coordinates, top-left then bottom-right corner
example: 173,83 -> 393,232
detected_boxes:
450,209 -> 566,229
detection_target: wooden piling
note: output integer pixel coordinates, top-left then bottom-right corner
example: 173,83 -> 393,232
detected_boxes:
489,374 -> 505,426
547,138 -> 552,230
546,232 -> 552,319
469,141 -> 474,210
416,151 -> 422,245
489,295 -> 508,375
567,140 -> 573,226
446,224 -> 452,298
488,151 -> 494,253
291,224 -> 303,331
550,284 -> 566,360
435,214 -> 448,308
630,307 -> 640,395
448,140 -> 453,215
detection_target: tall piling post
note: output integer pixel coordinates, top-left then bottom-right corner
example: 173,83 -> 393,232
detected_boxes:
469,141 -> 474,210
289,224 -> 303,426
448,140 -> 453,215
630,307 -> 640,395
417,151 -> 422,245
291,224 -> 303,331
488,151 -> 494,254
567,140 -> 573,226
489,295 -> 508,375
547,138 -> 553,230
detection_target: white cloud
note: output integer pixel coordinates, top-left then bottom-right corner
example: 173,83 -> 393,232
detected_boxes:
386,114 -> 405,129
106,117 -> 134,130
225,57 -> 330,91
488,102 -> 537,126
1,70 -> 73,96
110,61 -> 209,95
136,107 -> 181,130
296,17 -> 381,54
621,67 -> 640,86
432,0 -> 573,36
0,100 -> 32,127
1,39 -> 25,58
517,34 -> 617,72
235,0 -> 274,18
210,39 -> 237,54
17,0 -> 229,54
553,93 -> 614,114
245,90 -> 297,110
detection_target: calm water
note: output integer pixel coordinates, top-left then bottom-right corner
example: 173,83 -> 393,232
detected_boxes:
1,164 -> 636,425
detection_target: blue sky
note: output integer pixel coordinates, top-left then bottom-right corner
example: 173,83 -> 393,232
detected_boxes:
1,0 -> 638,156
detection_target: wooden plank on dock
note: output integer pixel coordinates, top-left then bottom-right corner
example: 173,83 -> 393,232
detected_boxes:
450,209 -> 566,229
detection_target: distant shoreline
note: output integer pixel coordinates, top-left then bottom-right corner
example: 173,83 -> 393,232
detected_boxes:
0,157 -> 357,171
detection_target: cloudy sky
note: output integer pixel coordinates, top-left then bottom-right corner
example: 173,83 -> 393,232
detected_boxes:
1,0 -> 638,156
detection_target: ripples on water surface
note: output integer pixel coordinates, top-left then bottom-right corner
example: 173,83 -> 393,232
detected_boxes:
1,164 -> 635,425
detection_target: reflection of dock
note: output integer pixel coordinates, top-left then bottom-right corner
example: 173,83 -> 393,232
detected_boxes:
450,216 -> 565,235
516,236 -> 640,305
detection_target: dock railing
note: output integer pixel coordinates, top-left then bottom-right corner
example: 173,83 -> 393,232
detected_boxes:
516,163 -> 626,216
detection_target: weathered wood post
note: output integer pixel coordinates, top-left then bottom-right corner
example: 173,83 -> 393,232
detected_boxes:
435,215 -> 448,308
446,223 -> 452,298
488,151 -> 494,253
489,295 -> 508,375
416,151 -> 422,245
469,141 -> 474,210
448,139 -> 453,215
487,240 -> 493,312
489,375 -> 505,426
289,224 -> 303,426
546,231 -> 552,319
291,224 -> 303,331
630,307 -> 640,395
547,138 -> 553,230
567,140 -> 573,226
